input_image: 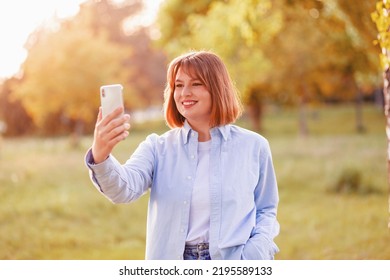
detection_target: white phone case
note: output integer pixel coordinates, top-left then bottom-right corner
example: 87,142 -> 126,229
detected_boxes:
100,84 -> 124,118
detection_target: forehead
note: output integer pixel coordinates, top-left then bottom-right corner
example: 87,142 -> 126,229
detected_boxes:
175,63 -> 199,80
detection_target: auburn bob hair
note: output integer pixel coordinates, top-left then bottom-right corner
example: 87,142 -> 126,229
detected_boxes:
163,51 -> 242,128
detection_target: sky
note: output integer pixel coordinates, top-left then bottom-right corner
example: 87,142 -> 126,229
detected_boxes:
0,0 -> 163,80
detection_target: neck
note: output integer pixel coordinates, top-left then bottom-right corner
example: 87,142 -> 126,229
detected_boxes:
187,120 -> 211,142
198,130 -> 211,142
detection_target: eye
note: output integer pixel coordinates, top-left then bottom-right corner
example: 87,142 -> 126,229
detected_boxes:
175,83 -> 184,88
193,82 -> 203,86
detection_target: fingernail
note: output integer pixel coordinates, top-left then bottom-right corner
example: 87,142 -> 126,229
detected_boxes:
124,123 -> 130,129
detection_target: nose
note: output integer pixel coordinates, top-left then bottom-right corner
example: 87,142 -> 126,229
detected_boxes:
182,85 -> 191,96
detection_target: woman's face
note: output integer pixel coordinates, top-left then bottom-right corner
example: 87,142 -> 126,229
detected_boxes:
173,67 -> 212,128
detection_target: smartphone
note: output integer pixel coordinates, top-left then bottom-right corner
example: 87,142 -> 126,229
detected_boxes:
100,84 -> 124,118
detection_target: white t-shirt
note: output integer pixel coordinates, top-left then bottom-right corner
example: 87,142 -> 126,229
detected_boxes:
185,140 -> 211,245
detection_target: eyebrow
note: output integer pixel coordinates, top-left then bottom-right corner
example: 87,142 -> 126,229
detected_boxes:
175,78 -> 200,82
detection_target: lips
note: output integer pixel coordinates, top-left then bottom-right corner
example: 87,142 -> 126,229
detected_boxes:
182,100 -> 197,108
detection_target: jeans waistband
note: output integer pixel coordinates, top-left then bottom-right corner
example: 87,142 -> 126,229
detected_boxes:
184,242 -> 209,251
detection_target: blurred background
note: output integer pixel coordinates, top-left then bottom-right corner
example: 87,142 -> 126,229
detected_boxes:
0,0 -> 389,259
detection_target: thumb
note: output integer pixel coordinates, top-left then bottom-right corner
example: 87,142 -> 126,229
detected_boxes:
97,107 -> 103,122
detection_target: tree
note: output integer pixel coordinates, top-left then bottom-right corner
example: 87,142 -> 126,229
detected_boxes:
81,0 -> 167,107
371,0 -> 390,228
0,78 -> 34,136
262,0 -> 380,134
157,0 -> 282,130
157,0 -> 381,133
12,22 -> 134,136
125,29 -> 167,107
332,0 -> 381,132
158,0 -> 280,89
10,0 -> 167,137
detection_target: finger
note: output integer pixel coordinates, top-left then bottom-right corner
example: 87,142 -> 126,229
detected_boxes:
97,107 -> 102,122
108,130 -> 129,147
94,124 -> 129,160
106,122 -> 130,141
95,112 -> 130,148
123,113 -> 131,123
101,107 -> 124,126
104,113 -> 130,133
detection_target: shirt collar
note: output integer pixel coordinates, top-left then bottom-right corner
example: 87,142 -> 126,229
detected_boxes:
181,121 -> 192,144
181,120 -> 230,144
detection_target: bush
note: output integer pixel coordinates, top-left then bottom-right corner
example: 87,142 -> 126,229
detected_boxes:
331,167 -> 381,195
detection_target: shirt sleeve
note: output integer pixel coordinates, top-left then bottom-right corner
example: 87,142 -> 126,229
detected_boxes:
84,134 -> 158,204
241,139 -> 280,260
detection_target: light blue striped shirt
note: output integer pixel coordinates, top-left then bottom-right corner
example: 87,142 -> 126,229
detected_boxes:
85,121 -> 280,260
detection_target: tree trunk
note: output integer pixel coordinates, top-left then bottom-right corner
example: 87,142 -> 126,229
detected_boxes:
70,120 -> 84,148
246,88 -> 263,132
247,100 -> 262,132
298,83 -> 309,137
384,68 -> 390,229
355,89 -> 365,133
352,73 -> 365,133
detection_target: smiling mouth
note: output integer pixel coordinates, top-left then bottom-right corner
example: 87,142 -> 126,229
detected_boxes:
182,101 -> 197,106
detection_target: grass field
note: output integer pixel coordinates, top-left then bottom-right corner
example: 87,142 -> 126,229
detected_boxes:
0,104 -> 389,259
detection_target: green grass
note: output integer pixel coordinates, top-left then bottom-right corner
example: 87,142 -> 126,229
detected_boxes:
0,104 -> 389,259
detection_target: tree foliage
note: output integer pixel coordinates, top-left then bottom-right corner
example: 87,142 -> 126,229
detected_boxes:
157,0 -> 381,131
372,0 -> 390,70
13,23 -> 132,129
0,78 -> 34,136
5,0 -> 167,136
77,0 -> 167,107
157,0 -> 280,96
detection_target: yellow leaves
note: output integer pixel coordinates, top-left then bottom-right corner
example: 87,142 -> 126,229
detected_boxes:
12,20 -> 132,127
158,0 -> 380,105
160,0 -> 280,57
372,0 -> 390,70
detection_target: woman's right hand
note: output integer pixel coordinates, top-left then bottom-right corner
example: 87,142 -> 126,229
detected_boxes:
91,107 -> 131,164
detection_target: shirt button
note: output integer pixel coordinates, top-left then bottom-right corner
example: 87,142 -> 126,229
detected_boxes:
180,228 -> 185,233
187,176 -> 192,180
190,155 -> 195,159
183,201 -> 187,205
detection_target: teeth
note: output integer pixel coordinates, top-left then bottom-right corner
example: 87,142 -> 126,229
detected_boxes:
183,101 -> 196,105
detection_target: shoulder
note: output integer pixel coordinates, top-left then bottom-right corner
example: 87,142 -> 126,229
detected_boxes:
141,128 -> 182,152
145,127 -> 181,142
228,125 -> 269,146
227,125 -> 274,161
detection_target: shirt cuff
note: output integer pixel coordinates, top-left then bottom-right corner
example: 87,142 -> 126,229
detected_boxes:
85,148 -> 116,190
85,148 -> 110,167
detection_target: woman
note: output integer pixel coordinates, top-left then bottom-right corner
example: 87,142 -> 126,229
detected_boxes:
85,50 -> 280,260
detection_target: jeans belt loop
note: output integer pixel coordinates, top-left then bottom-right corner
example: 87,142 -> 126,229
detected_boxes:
197,243 -> 208,251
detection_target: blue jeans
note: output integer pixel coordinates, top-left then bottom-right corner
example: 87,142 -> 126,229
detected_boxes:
183,243 -> 211,260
